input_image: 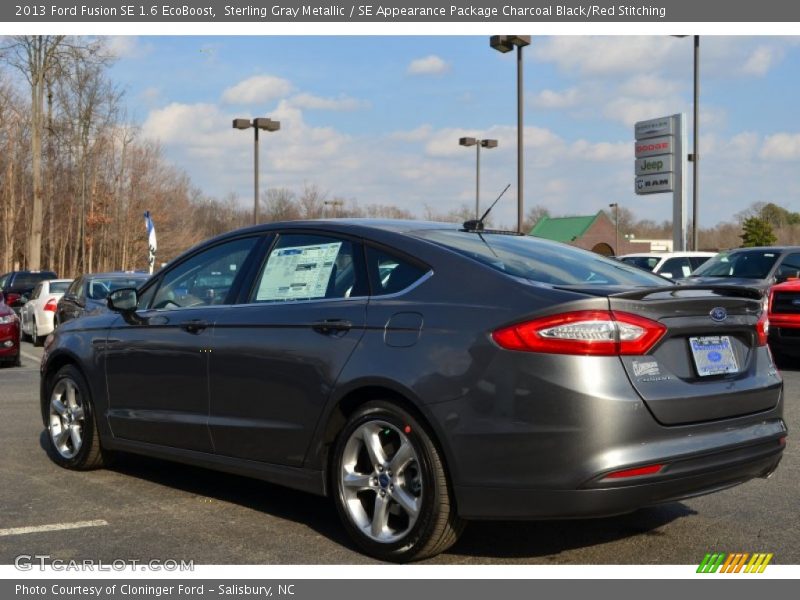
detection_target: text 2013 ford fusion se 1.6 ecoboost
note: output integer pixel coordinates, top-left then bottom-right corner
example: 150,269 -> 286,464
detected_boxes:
40,219 -> 787,562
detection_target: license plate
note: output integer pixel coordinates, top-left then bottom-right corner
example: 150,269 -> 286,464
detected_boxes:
689,336 -> 739,377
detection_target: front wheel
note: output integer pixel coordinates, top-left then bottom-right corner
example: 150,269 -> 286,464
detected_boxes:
43,365 -> 109,470
332,401 -> 464,562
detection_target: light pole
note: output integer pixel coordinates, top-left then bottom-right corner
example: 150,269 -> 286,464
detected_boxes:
490,35 -> 531,233
609,203 -> 619,256
459,137 -> 499,219
233,117 -> 280,225
673,35 -> 700,250
324,199 -> 344,218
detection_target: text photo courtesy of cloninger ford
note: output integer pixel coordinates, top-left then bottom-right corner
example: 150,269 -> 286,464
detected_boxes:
0,34 -> 797,567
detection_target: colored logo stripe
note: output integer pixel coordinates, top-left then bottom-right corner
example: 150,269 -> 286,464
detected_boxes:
698,552 -> 773,573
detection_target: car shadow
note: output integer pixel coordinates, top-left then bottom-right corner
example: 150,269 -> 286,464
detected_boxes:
37,431 -> 697,562
446,503 -> 696,560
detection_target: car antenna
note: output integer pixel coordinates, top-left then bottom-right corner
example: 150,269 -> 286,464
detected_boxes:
462,184 -> 511,232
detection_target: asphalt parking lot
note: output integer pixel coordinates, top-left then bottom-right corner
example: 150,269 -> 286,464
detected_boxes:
0,341 -> 797,565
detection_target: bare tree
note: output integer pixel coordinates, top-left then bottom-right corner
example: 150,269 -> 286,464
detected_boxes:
2,35 -> 106,269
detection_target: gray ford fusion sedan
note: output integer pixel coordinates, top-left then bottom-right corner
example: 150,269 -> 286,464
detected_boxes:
40,219 -> 787,562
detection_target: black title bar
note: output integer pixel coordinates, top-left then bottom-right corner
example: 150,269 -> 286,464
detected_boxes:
4,0 -> 800,22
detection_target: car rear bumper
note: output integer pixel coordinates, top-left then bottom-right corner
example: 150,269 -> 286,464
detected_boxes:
456,437 -> 785,519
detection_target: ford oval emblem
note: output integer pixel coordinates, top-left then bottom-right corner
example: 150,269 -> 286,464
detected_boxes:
710,307 -> 728,322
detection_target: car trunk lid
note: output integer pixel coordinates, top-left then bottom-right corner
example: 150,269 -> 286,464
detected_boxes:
605,285 -> 781,425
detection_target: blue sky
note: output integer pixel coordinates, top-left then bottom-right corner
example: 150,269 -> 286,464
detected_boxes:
106,35 -> 800,228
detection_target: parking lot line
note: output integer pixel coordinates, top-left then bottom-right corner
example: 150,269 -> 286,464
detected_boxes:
19,349 -> 40,363
0,519 -> 108,537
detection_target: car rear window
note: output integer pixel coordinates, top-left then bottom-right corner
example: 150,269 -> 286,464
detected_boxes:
414,230 -> 670,287
620,256 -> 660,271
691,250 -> 779,279
11,272 -> 57,290
48,281 -> 71,294
87,277 -> 148,300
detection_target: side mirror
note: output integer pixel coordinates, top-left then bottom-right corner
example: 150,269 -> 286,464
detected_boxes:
108,288 -> 138,312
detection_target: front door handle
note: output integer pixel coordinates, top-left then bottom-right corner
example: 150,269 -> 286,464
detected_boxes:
180,319 -> 209,334
312,319 -> 352,335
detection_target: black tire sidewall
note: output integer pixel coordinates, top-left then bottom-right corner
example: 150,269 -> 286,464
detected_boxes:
332,401 -> 444,562
44,365 -> 99,469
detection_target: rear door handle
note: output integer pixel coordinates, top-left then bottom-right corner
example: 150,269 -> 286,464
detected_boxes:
180,319 -> 209,334
312,319 -> 352,335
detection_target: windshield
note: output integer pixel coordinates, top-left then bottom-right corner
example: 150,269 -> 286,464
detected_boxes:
690,250 -> 779,279
414,230 -> 671,287
620,256 -> 659,271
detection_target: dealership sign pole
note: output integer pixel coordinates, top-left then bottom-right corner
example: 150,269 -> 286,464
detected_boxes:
634,114 -> 687,251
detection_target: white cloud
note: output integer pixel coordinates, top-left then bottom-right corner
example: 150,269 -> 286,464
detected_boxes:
105,36 -> 152,59
288,93 -> 368,111
532,37 -> 678,76
603,96 -> 687,128
221,75 -> 294,105
618,74 -> 682,98
406,55 -> 450,76
741,46 -> 780,76
389,125 -> 433,142
760,133 -> 800,161
532,88 -> 580,109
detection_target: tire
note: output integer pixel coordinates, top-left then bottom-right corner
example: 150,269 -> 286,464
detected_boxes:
32,320 -> 44,347
331,400 -> 464,562
43,365 -> 109,470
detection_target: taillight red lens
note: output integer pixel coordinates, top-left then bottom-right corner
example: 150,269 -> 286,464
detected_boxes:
44,298 -> 58,312
492,310 -> 666,356
756,310 -> 769,346
603,463 -> 664,480
5,292 -> 21,306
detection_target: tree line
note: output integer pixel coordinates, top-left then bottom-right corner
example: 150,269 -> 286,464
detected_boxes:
2,36 -> 796,279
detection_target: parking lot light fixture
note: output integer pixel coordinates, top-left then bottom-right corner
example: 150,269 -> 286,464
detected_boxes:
460,137 -> 499,219
232,117 -> 281,225
490,35 -> 531,233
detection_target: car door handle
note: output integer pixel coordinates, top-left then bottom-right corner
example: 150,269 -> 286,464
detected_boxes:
312,319 -> 352,335
179,319 -> 209,334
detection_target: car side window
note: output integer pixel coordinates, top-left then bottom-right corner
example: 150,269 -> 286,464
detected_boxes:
65,278 -> 81,298
151,237 -> 258,310
366,246 -> 429,296
689,256 -> 711,270
137,281 -> 158,310
251,234 -> 366,303
659,257 -> 692,279
776,253 -> 800,281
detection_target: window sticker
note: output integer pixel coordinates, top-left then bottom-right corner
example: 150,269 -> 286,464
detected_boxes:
257,242 -> 342,301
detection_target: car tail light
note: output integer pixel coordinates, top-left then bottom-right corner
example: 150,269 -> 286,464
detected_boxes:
5,292 -> 21,306
492,310 -> 666,356
756,310 -> 769,346
44,298 -> 58,312
602,463 -> 664,480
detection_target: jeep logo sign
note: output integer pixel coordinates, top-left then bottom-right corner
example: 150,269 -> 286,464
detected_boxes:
635,154 -> 673,176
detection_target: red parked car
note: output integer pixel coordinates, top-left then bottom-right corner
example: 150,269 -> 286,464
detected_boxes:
768,278 -> 800,359
0,292 -> 22,367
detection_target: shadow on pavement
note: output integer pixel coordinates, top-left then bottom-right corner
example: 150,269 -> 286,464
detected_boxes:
38,435 -> 697,562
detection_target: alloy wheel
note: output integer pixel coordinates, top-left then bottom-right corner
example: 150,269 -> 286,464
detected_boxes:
339,420 -> 422,543
48,378 -> 86,459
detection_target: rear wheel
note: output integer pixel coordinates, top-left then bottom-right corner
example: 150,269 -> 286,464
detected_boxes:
44,365 -> 109,470
332,401 -> 464,562
32,320 -> 44,347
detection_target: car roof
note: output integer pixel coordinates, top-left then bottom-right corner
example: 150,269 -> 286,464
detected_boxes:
82,272 -> 150,280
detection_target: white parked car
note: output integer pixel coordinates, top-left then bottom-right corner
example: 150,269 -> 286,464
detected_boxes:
19,278 -> 73,346
618,252 -> 717,279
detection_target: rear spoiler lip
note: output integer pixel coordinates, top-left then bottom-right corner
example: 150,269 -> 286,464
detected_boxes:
608,284 -> 765,301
